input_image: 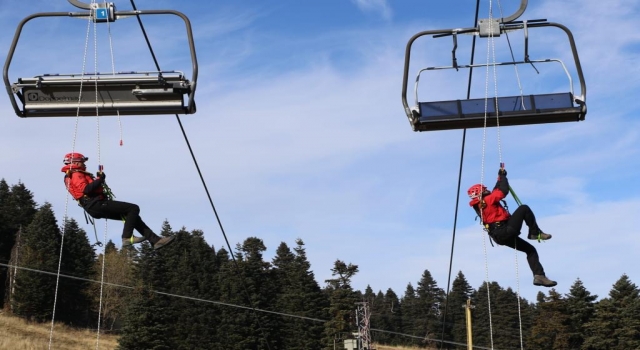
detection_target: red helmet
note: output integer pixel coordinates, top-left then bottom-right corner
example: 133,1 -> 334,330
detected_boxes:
467,184 -> 488,199
63,152 -> 88,165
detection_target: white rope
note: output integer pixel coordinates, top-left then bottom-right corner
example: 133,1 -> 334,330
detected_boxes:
105,4 -> 124,146
496,0 -> 527,112
95,220 -> 108,350
49,7 -> 96,349
514,240 -> 524,349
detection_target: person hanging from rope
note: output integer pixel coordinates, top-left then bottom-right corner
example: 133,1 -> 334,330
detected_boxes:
61,152 -> 176,250
467,167 -> 557,287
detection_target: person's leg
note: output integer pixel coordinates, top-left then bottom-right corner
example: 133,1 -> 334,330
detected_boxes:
508,205 -> 544,238
132,217 -> 160,245
500,237 -> 545,276
85,200 -> 142,239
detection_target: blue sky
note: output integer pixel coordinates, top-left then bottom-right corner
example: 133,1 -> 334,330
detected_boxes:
1,0 -> 639,306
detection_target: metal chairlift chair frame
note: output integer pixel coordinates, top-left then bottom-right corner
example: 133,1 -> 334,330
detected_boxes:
3,0 -> 198,118
401,0 -> 587,132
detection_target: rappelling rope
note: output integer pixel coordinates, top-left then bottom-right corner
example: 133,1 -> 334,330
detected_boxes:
48,5 -> 97,349
50,2 -> 116,348
478,0 -> 501,348
480,1 -> 526,349
105,6 -> 124,146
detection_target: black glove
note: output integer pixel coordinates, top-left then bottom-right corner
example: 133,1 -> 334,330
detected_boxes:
498,168 -> 507,176
97,171 -> 106,180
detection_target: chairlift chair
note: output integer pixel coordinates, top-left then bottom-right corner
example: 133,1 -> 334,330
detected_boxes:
401,1 -> 587,132
3,0 -> 198,118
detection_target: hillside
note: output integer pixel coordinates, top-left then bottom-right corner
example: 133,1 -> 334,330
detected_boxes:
0,311 -> 119,350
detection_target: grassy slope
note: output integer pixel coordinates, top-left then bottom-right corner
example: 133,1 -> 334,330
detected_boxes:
0,311 -> 118,350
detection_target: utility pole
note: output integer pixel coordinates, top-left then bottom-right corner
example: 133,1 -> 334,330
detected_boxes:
464,298 -> 475,350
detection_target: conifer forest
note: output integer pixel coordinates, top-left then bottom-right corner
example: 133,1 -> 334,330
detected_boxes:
1,179 -> 639,350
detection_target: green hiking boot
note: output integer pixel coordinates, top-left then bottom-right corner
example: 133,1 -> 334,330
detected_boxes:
122,236 -> 147,247
153,235 -> 176,250
533,275 -> 557,287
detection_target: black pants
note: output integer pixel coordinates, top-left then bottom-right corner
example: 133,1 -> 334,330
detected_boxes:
490,205 -> 545,276
84,199 -> 160,244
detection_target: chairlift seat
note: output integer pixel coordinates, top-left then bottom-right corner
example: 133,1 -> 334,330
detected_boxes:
11,71 -> 195,117
411,92 -> 585,132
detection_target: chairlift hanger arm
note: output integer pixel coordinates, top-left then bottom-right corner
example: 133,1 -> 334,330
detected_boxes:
501,0 -> 528,23
68,0 -> 92,10
3,9 -> 198,117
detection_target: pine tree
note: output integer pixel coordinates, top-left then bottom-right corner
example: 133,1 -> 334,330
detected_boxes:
445,271 -> 475,348
12,203 -> 60,322
413,269 -> 445,348
370,288 -> 402,346
93,240 -> 134,332
163,228 -> 221,349
0,180 -> 37,309
272,239 -> 328,350
323,259 -> 359,349
564,278 -> 597,349
583,274 -> 640,350
529,289 -> 570,349
216,237 -> 279,349
400,283 -> 419,347
118,222 -> 174,350
490,286 -> 533,349
56,218 -> 96,326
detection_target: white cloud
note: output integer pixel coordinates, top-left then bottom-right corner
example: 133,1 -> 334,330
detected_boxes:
351,0 -> 393,20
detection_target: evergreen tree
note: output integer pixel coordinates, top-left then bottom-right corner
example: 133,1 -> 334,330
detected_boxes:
93,240 -> 134,332
445,271 -> 475,348
216,237 -> 278,350
56,218 -> 96,326
413,269 -> 445,348
473,281 -> 512,349
564,278 -> 597,349
118,222 -> 174,350
370,288 -> 402,346
323,259 -> 359,349
583,274 -> 640,350
272,239 -> 328,350
0,180 -> 37,309
400,283 -> 419,347
529,289 -> 570,349
12,203 -> 60,322
163,228 -> 221,349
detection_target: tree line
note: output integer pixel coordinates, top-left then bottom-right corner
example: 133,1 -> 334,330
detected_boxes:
1,178 -> 639,349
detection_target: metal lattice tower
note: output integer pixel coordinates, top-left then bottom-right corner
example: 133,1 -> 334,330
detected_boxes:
355,302 -> 372,350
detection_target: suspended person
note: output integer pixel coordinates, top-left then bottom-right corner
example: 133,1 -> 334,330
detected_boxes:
467,168 -> 557,287
61,152 -> 175,250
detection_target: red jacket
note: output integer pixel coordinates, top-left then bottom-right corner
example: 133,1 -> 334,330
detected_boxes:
61,164 -> 104,200
469,175 -> 510,224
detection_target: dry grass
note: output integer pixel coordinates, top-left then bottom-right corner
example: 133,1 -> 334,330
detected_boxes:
0,311 -> 119,350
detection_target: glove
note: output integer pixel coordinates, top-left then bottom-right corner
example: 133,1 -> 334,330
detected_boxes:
498,168 -> 507,176
97,171 -> 106,180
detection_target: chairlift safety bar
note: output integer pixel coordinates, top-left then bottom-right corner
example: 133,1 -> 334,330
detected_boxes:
413,58 -> 576,109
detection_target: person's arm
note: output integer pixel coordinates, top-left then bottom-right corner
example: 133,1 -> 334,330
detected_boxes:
83,173 -> 104,195
495,169 -> 509,197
